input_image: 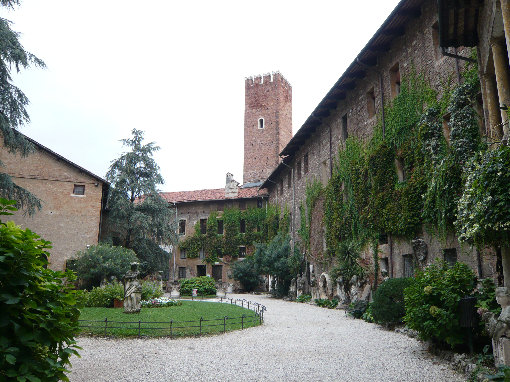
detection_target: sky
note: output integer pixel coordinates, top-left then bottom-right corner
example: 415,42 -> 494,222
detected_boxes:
3,0 -> 401,192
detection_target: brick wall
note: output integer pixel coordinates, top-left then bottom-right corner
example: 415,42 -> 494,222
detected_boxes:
0,142 -> 105,270
243,72 -> 292,184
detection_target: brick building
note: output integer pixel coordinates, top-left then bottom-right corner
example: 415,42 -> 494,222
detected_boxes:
0,134 -> 109,270
261,0 -> 495,299
163,73 -> 291,286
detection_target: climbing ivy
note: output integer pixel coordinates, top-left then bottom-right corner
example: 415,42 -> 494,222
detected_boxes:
179,204 -> 290,263
298,180 -> 323,254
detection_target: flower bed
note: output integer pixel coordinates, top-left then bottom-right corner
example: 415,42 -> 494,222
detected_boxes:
141,297 -> 182,308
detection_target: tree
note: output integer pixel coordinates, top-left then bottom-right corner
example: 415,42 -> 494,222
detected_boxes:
231,256 -> 262,292
105,129 -> 176,276
69,244 -> 138,289
0,0 -> 45,214
0,199 -> 80,381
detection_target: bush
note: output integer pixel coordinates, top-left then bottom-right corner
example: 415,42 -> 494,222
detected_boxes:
347,300 -> 368,318
179,276 -> 216,295
371,278 -> 414,325
315,298 -> 339,309
0,207 -> 80,381
83,282 -> 124,307
404,260 -> 477,348
296,294 -> 312,303
231,257 -> 262,292
69,244 -> 138,289
141,280 -> 164,300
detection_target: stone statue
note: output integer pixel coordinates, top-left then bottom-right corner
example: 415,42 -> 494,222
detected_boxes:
412,238 -> 428,263
297,274 -> 306,297
123,262 -> 142,313
170,281 -> 180,298
484,287 -> 510,366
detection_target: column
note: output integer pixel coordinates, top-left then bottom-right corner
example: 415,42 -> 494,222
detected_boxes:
491,40 -> 510,137
482,73 -> 504,139
501,0 -> 510,63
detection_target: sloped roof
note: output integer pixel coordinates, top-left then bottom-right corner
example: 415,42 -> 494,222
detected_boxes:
160,186 -> 268,204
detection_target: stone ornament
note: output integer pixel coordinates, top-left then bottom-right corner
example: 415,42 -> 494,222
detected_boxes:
123,262 -> 142,313
411,238 -> 428,263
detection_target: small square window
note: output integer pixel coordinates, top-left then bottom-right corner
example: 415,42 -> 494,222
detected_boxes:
257,199 -> 263,208
180,248 -> 186,259
179,219 -> 186,235
258,118 -> 264,129
341,114 -> 348,141
367,88 -> 376,118
217,219 -> 224,235
390,63 -> 401,98
443,248 -> 457,267
238,246 -> 246,258
73,184 -> 85,195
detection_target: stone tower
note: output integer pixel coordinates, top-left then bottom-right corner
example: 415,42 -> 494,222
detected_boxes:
243,72 -> 292,184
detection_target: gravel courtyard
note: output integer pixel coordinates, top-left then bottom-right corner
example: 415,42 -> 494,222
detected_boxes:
70,294 -> 464,382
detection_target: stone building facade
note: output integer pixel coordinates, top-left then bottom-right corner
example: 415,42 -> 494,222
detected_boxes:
0,134 -> 108,270
162,73 -> 292,287
261,0 -> 495,299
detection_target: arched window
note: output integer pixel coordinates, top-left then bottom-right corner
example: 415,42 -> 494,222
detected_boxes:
258,118 -> 264,129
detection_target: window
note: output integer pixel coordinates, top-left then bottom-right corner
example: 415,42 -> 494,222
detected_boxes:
199,247 -> 205,260
257,199 -> 263,208
180,248 -> 186,259
200,219 -> 207,234
212,265 -> 223,281
378,233 -> 388,245
303,153 -> 309,174
443,248 -> 458,267
296,160 -> 302,180
239,200 -> 246,210
395,156 -> 406,182
73,184 -> 85,195
390,63 -> 401,98
367,88 -> 376,118
380,258 -> 389,277
217,219 -> 224,235
258,118 -> 264,129
217,202 -> 224,211
287,172 -> 292,188
238,246 -> 246,258
279,178 -> 284,194
179,219 -> 186,235
178,267 -> 186,279
403,254 -> 414,278
341,114 -> 348,141
197,265 -> 206,277
240,219 -> 246,233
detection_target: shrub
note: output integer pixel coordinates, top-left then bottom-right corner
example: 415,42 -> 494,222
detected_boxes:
83,282 -> 124,307
371,278 -> 414,325
179,276 -> 216,295
315,298 -> 339,309
231,257 -> 262,292
69,244 -> 138,289
347,300 -> 368,318
0,206 -> 80,381
296,294 -> 312,303
141,297 -> 182,308
404,260 -> 477,348
141,280 -> 164,300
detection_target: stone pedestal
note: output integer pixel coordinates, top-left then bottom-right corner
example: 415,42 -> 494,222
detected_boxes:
170,282 -> 180,299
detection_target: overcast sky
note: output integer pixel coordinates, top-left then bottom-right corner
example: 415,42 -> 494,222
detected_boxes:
4,0 -> 400,192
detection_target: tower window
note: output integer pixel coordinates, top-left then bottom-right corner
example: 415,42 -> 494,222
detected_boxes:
258,118 -> 264,129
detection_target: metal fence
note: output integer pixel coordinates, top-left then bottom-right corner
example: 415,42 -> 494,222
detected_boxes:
78,298 -> 266,338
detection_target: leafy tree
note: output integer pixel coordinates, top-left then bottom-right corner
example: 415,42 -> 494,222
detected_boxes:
69,243 -> 138,289
0,0 -> 45,214
105,129 -> 176,275
231,256 -> 262,292
0,198 -> 80,381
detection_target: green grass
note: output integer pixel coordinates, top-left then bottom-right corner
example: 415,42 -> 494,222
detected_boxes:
78,301 -> 261,337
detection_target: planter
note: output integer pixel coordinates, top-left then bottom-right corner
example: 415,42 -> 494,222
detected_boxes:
113,299 -> 124,308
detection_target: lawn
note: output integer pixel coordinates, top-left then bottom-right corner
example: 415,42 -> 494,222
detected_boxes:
79,300 -> 261,337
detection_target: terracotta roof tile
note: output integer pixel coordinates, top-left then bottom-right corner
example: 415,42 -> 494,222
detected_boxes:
160,186 -> 267,204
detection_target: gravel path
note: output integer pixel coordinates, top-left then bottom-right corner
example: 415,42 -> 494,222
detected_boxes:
70,294 -> 464,382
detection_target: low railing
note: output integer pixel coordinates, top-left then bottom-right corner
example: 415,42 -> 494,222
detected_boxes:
78,298 -> 266,338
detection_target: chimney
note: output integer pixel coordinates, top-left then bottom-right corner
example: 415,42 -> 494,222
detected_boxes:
225,172 -> 239,198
